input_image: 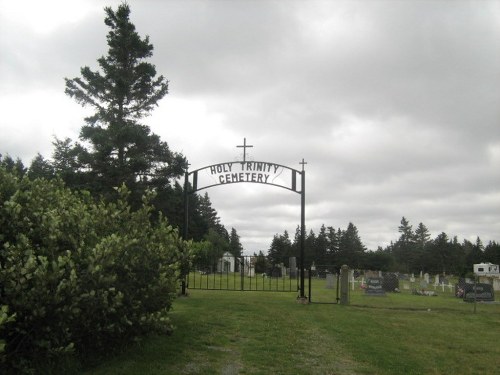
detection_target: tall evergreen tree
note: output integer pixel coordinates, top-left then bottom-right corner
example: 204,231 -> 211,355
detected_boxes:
27,153 -> 55,180
413,222 -> 431,272
338,222 -> 366,268
63,3 -> 185,202
268,231 -> 292,267
0,154 -> 26,177
393,217 -> 416,272
229,227 -> 243,258
326,226 -> 340,262
313,224 -> 329,266
484,241 -> 500,265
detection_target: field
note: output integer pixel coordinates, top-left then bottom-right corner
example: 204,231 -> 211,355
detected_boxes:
83,280 -> 500,375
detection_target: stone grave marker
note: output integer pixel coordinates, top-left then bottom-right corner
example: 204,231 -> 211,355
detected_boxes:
365,277 -> 386,296
325,273 -> 335,289
463,283 -> 495,302
289,257 -> 297,279
280,263 -> 286,277
340,265 -> 350,305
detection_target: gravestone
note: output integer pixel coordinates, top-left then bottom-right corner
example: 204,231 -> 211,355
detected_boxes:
383,273 -> 399,292
365,277 -> 386,296
248,266 -> 255,277
280,263 -> 287,277
424,273 -> 430,284
271,267 -> 282,278
434,274 -> 440,286
463,283 -> 495,302
289,257 -> 297,279
325,273 -> 335,289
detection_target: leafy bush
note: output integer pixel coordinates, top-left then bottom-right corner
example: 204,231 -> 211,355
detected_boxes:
0,168 -> 190,373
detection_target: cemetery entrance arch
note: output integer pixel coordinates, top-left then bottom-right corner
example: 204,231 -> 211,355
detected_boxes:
182,140 -> 306,298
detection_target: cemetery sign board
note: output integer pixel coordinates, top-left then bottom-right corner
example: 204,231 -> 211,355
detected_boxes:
188,161 -> 303,193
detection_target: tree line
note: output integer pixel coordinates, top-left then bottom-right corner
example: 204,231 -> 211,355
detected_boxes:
263,217 -> 500,276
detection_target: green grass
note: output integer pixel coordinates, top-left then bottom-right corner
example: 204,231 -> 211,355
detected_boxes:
83,289 -> 500,375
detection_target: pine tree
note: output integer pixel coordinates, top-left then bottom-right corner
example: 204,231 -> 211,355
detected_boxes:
63,3 -> 185,202
338,222 -> 366,268
229,227 -> 243,258
268,231 -> 292,266
27,153 -> 55,180
0,154 -> 26,177
394,217 -> 416,272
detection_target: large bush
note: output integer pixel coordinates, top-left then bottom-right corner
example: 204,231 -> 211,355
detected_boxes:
0,168 -> 190,373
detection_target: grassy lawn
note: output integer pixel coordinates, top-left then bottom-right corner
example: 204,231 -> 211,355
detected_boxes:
83,288 -> 500,375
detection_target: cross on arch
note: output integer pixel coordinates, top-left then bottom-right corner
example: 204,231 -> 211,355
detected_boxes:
300,158 -> 307,171
236,137 -> 253,163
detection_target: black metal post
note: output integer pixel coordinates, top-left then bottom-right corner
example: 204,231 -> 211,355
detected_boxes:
300,169 -> 306,299
183,171 -> 189,240
181,171 -> 189,296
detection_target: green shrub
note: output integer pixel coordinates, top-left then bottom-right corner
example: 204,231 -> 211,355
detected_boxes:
0,168 -> 190,373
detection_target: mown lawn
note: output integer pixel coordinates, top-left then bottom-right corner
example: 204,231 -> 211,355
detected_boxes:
83,289 -> 500,375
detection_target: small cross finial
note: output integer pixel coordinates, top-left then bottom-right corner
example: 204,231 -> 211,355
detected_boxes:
300,158 -> 307,171
236,138 -> 254,163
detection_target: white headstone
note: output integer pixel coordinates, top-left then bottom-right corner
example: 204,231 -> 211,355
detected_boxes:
325,273 -> 334,289
434,274 -> 440,286
424,273 -> 430,283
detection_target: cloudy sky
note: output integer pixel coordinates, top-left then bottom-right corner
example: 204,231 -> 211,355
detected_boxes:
1,0 -> 499,253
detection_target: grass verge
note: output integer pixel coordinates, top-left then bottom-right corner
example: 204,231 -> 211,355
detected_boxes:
83,289 -> 500,375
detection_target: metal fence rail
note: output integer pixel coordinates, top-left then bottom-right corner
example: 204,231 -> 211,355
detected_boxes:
187,255 -> 299,292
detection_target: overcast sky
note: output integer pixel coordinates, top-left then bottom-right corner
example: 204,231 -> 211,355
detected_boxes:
1,0 -> 499,254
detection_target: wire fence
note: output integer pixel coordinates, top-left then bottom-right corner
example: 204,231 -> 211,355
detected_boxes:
307,265 -> 499,313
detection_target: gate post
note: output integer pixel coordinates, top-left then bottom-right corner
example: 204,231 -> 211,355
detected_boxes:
181,170 -> 189,296
340,265 -> 350,305
299,168 -> 306,300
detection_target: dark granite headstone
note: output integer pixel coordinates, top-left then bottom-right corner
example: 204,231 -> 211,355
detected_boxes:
463,283 -> 495,302
365,277 -> 386,296
383,273 -> 399,292
271,267 -> 282,278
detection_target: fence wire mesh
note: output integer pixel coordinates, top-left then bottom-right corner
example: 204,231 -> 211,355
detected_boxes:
307,265 -> 499,313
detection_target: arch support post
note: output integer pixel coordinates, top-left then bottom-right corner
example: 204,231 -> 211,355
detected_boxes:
181,170 -> 189,296
299,169 -> 306,301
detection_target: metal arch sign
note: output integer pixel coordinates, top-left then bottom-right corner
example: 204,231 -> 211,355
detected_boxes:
187,160 -> 303,194
181,138 -> 307,300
